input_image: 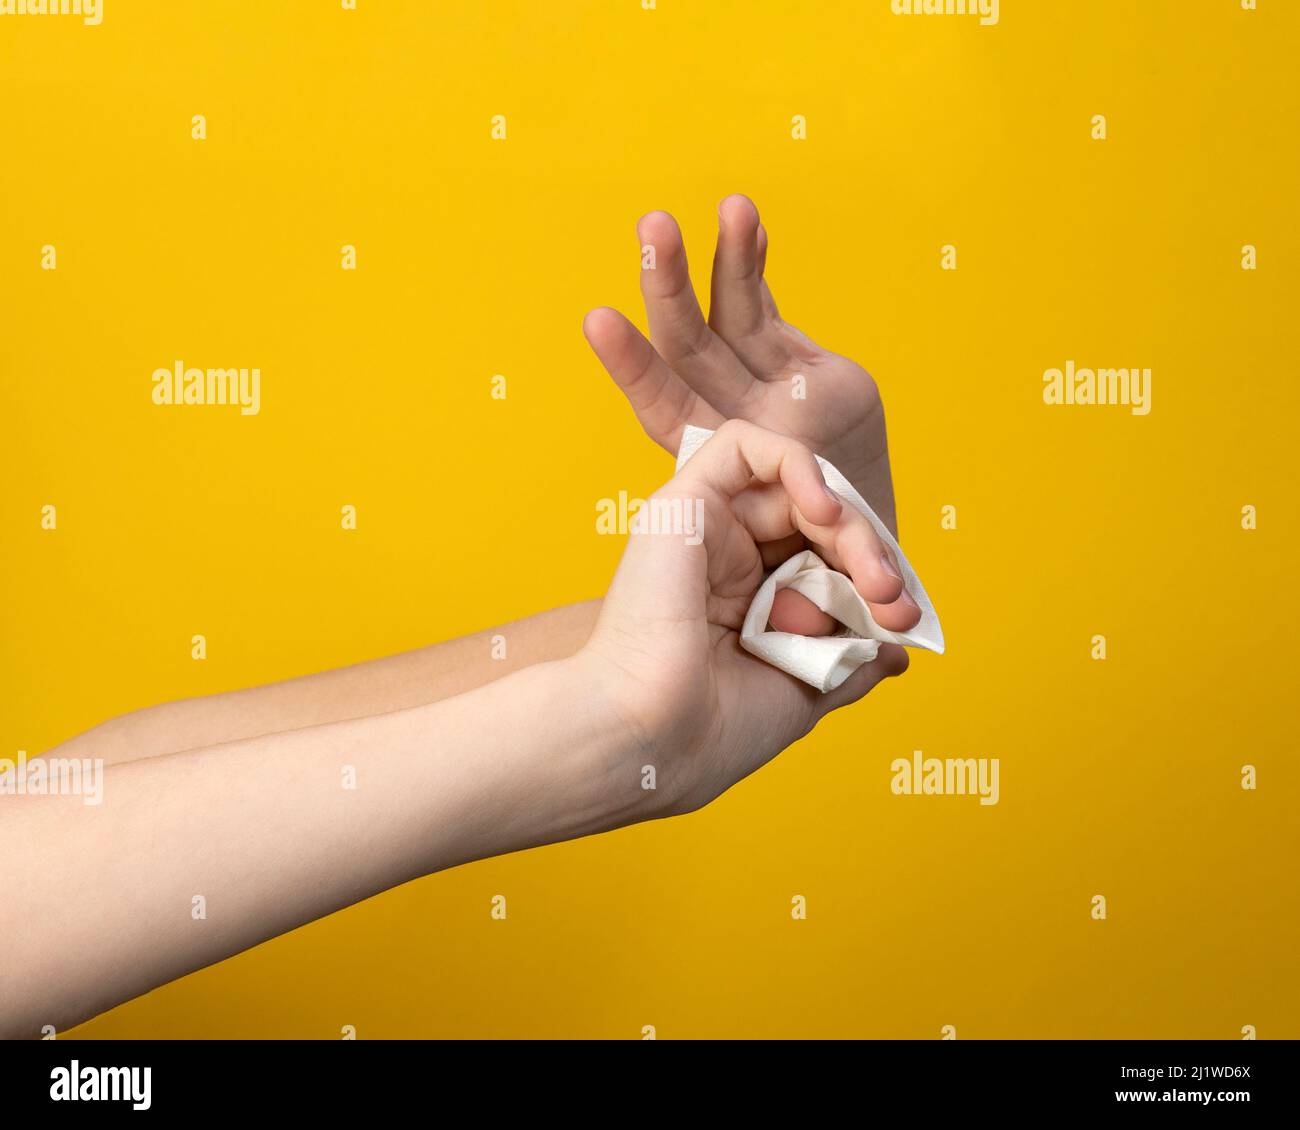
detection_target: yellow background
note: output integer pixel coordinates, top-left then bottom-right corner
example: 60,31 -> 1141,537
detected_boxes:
2,0 -> 1296,1038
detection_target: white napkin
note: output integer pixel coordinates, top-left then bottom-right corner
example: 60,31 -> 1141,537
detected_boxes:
675,425 -> 944,692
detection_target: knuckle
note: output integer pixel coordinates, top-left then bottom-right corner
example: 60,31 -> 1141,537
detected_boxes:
713,417 -> 749,443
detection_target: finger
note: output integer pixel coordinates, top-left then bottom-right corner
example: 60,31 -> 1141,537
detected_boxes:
731,481 -> 803,544
678,422 -> 922,635
709,195 -> 793,375
768,588 -> 838,636
756,223 -> 781,321
583,307 -> 724,451
867,563 -> 923,633
677,419 -> 841,528
748,482 -> 896,609
792,489 -> 925,631
637,210 -> 760,415
758,531 -> 806,570
765,571 -> 919,636
815,643 -> 909,719
732,478 -> 921,632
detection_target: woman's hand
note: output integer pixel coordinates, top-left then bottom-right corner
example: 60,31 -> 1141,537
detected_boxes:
584,194 -> 898,534
580,420 -> 915,817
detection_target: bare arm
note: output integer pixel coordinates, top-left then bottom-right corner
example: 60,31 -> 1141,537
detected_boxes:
1,651 -> 636,1039
0,423 -> 911,1039
55,600 -> 601,767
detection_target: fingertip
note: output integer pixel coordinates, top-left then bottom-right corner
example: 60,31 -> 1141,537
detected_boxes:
868,589 -> 923,633
839,524 -> 904,606
876,643 -> 910,679
582,306 -> 633,355
896,586 -> 922,627
793,467 -> 841,529
637,209 -> 679,244
582,305 -> 616,338
816,482 -> 845,526
718,193 -> 760,231
769,588 -> 838,637
858,558 -> 905,607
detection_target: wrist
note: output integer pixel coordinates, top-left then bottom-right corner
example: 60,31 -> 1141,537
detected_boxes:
549,651 -> 671,830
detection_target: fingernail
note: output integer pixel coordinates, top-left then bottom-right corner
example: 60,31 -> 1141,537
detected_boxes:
879,551 -> 902,582
824,483 -> 842,506
896,585 -> 919,611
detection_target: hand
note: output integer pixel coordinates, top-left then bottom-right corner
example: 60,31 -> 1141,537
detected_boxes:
584,195 -> 903,637
584,194 -> 898,535
580,420 -> 913,816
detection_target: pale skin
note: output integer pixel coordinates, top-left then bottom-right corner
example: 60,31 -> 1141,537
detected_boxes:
62,194 -> 915,767
0,198 -> 922,1037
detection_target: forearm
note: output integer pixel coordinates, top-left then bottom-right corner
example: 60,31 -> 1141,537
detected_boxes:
57,600 -> 601,767
0,651 -> 642,1038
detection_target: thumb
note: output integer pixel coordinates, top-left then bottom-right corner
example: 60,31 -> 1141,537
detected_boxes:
599,488 -> 711,628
